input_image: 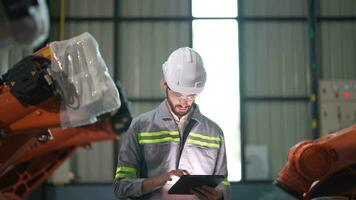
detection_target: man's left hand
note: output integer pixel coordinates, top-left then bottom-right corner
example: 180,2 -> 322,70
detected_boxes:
191,185 -> 223,200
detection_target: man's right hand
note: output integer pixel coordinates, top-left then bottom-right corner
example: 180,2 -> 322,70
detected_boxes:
142,169 -> 190,194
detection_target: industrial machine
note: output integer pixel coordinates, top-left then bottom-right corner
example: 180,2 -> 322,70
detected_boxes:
0,33 -> 131,200
275,125 -> 356,200
0,104 -> 131,200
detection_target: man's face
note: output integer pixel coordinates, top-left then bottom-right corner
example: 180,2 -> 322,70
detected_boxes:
165,85 -> 196,117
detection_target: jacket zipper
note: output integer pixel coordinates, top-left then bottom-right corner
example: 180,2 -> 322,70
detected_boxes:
176,120 -> 196,169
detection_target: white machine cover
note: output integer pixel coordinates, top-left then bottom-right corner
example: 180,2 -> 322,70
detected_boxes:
49,32 -> 121,128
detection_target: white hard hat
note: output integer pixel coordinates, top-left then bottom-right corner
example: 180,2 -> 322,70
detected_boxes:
162,47 -> 206,95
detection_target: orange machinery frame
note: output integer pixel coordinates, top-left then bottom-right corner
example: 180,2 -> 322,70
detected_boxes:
275,125 -> 356,199
0,116 -> 117,200
0,47 -> 61,177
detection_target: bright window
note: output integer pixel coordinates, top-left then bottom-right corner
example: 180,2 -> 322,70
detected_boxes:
192,0 -> 237,17
193,19 -> 241,181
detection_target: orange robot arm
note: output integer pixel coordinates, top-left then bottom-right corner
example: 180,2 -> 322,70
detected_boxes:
0,47 -> 61,136
0,47 -> 63,176
0,78 -> 131,200
0,33 -> 126,200
0,116 -> 116,200
0,90 -> 132,200
275,125 -> 356,199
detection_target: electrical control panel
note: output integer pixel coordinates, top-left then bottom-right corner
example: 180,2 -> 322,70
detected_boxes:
319,80 -> 356,135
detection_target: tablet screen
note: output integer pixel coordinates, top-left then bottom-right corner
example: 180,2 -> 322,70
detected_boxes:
168,175 -> 225,195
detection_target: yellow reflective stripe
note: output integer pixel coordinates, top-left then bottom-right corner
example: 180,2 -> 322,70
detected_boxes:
188,139 -> 220,149
139,137 -> 180,144
223,178 -> 230,185
115,167 -> 138,179
138,131 -> 179,137
115,173 -> 136,179
190,132 -> 221,142
116,166 -> 137,174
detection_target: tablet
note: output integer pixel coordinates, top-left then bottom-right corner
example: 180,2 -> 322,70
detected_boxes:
168,175 -> 225,195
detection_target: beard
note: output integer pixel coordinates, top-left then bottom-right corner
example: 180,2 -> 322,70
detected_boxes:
171,102 -> 192,117
166,91 -> 193,118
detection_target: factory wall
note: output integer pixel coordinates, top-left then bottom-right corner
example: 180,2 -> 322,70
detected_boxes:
239,0 -> 311,179
319,1 -> 356,79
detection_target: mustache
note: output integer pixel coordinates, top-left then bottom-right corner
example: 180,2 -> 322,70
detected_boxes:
175,105 -> 190,109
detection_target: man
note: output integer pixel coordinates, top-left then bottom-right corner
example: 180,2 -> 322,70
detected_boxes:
114,47 -> 230,200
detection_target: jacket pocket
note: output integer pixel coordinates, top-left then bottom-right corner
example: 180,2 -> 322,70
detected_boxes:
184,144 -> 218,174
143,142 -> 177,170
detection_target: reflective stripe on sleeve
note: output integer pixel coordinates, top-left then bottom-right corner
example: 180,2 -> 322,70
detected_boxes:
115,173 -> 136,179
115,166 -> 137,179
116,166 -> 137,174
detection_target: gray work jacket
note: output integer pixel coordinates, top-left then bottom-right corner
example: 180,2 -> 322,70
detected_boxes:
114,101 -> 231,200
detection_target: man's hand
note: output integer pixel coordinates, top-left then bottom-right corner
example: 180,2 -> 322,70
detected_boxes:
142,169 -> 189,195
191,185 -> 223,200
155,169 -> 190,186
